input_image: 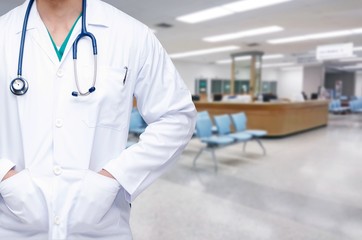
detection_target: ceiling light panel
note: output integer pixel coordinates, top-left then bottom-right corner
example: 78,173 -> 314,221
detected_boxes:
268,28 -> 362,44
176,7 -> 233,24
223,0 -> 293,13
341,64 -> 362,70
176,0 -> 294,24
169,46 -> 240,59
216,54 -> 284,64
339,57 -> 362,63
203,26 -> 284,42
262,62 -> 295,68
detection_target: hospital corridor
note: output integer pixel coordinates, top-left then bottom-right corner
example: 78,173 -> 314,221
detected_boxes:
131,114 -> 362,240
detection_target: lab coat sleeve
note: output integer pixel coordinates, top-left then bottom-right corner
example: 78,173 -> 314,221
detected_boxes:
103,28 -> 196,202
0,159 -> 16,182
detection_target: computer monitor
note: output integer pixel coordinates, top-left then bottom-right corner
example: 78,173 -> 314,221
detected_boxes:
213,94 -> 223,101
310,93 -> 318,100
262,93 -> 277,102
192,95 -> 200,101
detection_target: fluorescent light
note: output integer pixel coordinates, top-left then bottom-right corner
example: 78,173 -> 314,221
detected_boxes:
203,26 -> 283,42
339,57 -> 362,62
341,64 -> 362,70
354,46 -> 362,52
265,54 -> 284,59
262,62 -> 295,68
268,28 -> 362,44
176,7 -> 233,24
177,0 -> 293,24
169,46 -> 240,59
216,54 -> 284,64
216,56 -> 250,64
223,0 -> 292,13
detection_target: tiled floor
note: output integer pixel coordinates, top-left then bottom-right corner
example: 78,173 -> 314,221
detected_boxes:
130,114 -> 362,240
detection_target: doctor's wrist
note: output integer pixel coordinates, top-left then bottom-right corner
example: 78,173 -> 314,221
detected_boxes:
2,169 -> 17,182
98,169 -> 116,180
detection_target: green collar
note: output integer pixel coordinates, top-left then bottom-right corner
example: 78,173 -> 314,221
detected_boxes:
48,14 -> 82,61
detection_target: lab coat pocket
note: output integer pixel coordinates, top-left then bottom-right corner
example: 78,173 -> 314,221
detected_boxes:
69,170 -> 120,229
0,169 -> 48,229
79,67 -> 130,130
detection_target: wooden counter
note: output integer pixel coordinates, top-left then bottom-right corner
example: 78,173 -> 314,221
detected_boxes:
194,101 -> 329,137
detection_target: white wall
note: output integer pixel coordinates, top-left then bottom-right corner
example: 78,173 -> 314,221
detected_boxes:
303,65 -> 325,97
277,67 -> 304,100
355,71 -> 362,97
262,68 -> 279,82
173,60 -> 230,94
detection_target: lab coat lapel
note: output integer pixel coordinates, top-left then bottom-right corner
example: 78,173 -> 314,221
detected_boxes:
25,0 -> 59,66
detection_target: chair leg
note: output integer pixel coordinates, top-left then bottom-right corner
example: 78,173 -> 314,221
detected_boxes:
193,147 -> 205,168
210,148 -> 218,172
255,138 -> 266,155
243,141 -> 247,153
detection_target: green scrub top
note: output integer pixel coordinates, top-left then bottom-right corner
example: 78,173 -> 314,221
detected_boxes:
48,14 -> 82,61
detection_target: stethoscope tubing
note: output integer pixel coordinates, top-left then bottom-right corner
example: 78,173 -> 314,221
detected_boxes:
17,0 -> 34,77
72,0 -> 98,97
12,0 -> 98,97
73,0 -> 97,59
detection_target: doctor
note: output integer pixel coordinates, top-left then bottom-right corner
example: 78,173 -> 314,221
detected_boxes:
0,0 -> 196,239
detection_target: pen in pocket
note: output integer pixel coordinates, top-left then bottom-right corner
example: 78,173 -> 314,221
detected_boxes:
123,66 -> 128,85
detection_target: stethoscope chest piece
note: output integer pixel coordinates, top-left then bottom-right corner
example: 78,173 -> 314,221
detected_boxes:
10,77 -> 29,95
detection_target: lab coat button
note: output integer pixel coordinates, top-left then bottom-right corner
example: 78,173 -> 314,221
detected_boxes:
55,119 -> 63,128
54,216 -> 61,225
57,69 -> 64,78
53,166 -> 63,176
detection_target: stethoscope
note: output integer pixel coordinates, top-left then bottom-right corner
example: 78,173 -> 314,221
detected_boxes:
10,0 -> 98,97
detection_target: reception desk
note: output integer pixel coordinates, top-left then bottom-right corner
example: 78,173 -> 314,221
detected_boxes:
194,101 -> 329,137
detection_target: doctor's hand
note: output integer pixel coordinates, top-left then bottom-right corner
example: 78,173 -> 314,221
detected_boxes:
1,169 -> 17,182
98,169 -> 116,180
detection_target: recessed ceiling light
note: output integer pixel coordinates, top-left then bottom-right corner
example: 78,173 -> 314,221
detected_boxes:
169,46 -> 240,59
341,64 -> 362,70
262,62 -> 295,68
216,56 -> 250,64
176,7 -> 233,24
339,57 -> 362,62
216,54 -> 284,64
177,0 -> 294,24
203,26 -> 284,42
268,28 -> 362,44
223,0 -> 293,13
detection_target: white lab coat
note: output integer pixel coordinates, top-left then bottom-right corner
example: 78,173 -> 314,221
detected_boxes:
0,0 -> 196,239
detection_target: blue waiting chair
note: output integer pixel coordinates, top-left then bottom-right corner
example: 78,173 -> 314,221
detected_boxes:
329,100 -> 350,114
230,112 -> 267,155
193,113 -> 235,171
213,114 -> 252,142
197,111 -> 218,133
129,109 -> 147,136
349,99 -> 362,113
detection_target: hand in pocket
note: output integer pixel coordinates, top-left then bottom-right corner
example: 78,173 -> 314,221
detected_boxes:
69,170 -> 120,231
0,169 -> 48,229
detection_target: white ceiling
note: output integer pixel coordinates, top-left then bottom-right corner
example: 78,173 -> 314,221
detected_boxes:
2,0 -> 362,69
